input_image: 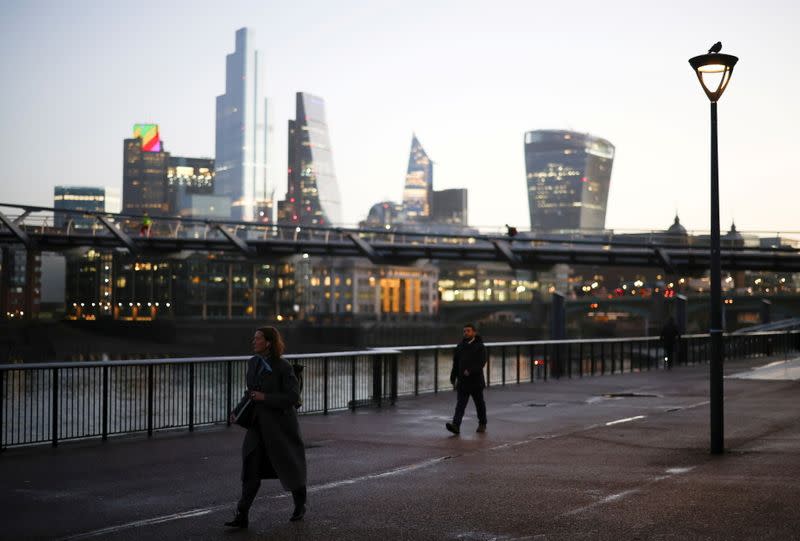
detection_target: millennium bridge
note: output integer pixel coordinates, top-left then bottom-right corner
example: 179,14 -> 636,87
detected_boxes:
2,202 -> 800,272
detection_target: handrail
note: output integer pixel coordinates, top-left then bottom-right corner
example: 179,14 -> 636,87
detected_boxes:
2,201 -> 799,251
2,332 -> 795,371
0,348 -> 402,371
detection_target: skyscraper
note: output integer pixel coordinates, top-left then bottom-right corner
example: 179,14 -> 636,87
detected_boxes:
123,125 -> 170,216
432,188 -> 468,226
524,130 -> 614,232
402,135 -> 433,221
215,28 -> 268,221
279,92 -> 342,226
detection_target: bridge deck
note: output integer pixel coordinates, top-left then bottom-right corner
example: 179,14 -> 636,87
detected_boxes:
2,355 -> 800,540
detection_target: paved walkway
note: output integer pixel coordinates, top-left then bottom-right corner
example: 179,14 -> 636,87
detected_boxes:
2,355 -> 800,540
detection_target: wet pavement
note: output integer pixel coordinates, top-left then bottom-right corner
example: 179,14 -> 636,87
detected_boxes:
2,355 -> 800,540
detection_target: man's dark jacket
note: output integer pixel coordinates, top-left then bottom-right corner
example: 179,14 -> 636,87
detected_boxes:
450,335 -> 487,388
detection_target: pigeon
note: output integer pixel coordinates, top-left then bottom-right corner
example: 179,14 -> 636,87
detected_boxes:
708,41 -> 722,54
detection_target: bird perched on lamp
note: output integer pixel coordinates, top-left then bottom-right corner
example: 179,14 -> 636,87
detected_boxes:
708,41 -> 722,54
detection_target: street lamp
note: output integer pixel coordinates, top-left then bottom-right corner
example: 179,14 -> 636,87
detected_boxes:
689,44 -> 738,455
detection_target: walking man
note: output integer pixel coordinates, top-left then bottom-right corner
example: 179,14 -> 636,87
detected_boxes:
660,316 -> 680,370
446,323 -> 488,435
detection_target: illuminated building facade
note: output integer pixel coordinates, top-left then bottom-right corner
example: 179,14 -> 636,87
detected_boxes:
276,256 -> 438,321
54,186 -> 107,228
123,127 -> 170,216
279,92 -> 342,226
525,130 -> 614,231
437,261 -> 537,304
403,135 -> 433,221
0,247 -> 40,319
215,28 -> 268,222
64,251 -> 277,321
167,156 -> 226,218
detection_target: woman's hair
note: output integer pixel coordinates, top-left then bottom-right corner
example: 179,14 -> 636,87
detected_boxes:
256,326 -> 285,357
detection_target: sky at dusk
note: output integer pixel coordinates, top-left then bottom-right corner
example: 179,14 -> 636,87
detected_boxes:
1,0 -> 798,233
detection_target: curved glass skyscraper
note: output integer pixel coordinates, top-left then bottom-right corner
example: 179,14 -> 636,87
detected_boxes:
280,92 -> 342,226
524,130 -> 614,232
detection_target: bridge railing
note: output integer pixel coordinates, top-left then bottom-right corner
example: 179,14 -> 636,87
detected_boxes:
1,331 -> 798,449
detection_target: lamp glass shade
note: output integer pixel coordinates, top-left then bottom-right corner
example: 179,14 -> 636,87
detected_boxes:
689,53 -> 738,102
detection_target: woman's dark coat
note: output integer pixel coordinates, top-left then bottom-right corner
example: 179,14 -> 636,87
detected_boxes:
241,354 -> 307,491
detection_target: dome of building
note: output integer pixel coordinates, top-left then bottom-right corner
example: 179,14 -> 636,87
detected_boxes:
724,222 -> 744,244
666,215 -> 687,236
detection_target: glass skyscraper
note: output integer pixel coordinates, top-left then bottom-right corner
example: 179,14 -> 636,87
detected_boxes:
402,134 -> 433,221
524,130 -> 614,232
215,28 -> 268,221
279,92 -> 342,226
122,133 -> 170,217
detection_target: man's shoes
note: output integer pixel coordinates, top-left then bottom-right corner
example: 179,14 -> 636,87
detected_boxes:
445,422 -> 460,435
224,511 -> 248,528
290,505 -> 306,522
476,424 -> 487,433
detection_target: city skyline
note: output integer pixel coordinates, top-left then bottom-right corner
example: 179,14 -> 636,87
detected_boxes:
1,0 -> 799,232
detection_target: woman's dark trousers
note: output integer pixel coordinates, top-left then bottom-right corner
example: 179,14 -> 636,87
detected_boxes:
238,481 -> 306,514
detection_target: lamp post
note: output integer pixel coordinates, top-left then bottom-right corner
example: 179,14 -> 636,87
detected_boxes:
689,44 -> 738,455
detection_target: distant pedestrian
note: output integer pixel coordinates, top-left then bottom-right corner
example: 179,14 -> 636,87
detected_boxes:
446,323 -> 488,435
139,212 -> 152,237
660,316 -> 680,369
225,326 -> 308,529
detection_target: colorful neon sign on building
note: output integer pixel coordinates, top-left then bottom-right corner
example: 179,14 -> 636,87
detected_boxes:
133,124 -> 162,152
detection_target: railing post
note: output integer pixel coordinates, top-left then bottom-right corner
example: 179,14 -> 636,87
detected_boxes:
390,354 -> 398,406
529,345 -> 534,383
501,346 -> 506,386
0,370 -> 4,450
350,356 -> 356,412
188,363 -> 195,432
226,360 -> 232,426
544,343 -> 549,382
610,342 -> 615,374
414,351 -> 419,396
600,342 -> 605,375
578,342 -> 583,377
516,345 -> 521,384
566,342 -> 572,379
324,357 -> 330,414
486,348 -> 491,387
102,365 -> 108,441
51,367 -> 59,447
434,349 -> 439,394
372,355 -> 382,407
147,364 -> 154,437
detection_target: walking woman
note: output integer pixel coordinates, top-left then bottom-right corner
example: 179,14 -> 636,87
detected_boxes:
225,326 -> 308,529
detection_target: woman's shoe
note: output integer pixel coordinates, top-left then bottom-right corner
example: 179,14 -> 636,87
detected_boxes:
289,505 -> 306,522
224,511 -> 249,528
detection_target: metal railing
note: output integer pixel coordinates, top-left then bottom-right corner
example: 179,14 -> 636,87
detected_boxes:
1,331 -> 798,449
3,202 -> 800,251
